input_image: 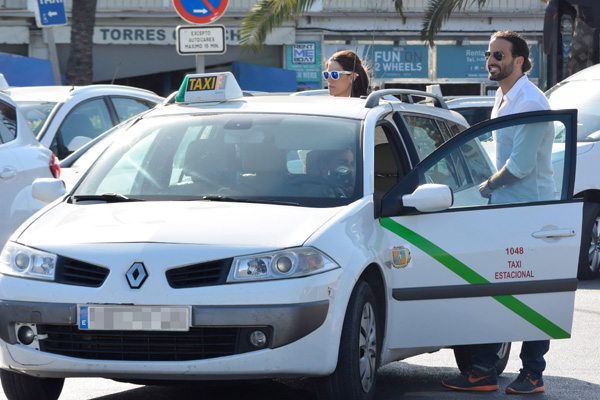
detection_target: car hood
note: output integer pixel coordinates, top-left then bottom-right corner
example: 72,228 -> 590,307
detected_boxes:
17,201 -> 342,250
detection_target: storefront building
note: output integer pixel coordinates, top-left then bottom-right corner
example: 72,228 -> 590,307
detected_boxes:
0,0 -> 550,96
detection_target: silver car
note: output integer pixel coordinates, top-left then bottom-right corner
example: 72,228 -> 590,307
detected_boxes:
0,91 -> 60,248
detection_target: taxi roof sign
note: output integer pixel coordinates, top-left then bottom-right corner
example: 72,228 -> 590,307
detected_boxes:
175,72 -> 243,103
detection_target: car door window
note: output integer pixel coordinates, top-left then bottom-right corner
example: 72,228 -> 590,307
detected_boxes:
447,119 -> 467,135
374,124 -> 405,206
0,100 -> 17,144
111,97 -> 155,122
419,114 -> 571,208
53,98 -> 113,159
404,115 -> 446,158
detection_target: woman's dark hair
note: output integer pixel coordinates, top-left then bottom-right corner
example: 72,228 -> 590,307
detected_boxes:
326,50 -> 370,97
491,30 -> 533,73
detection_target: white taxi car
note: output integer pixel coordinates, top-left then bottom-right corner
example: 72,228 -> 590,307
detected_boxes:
0,91 -> 60,249
2,84 -> 163,160
0,73 -> 581,400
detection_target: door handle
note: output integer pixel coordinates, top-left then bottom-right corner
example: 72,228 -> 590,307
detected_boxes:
532,229 -> 576,239
0,167 -> 17,180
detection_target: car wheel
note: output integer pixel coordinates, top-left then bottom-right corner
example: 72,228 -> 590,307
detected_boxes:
316,280 -> 381,400
1,369 -> 64,400
578,202 -> 600,280
453,342 -> 512,376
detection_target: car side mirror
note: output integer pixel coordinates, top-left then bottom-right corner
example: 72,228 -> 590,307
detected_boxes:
67,136 -> 92,152
402,183 -> 454,212
32,178 -> 67,204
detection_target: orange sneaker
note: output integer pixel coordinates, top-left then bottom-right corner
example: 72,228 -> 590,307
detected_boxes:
441,367 -> 499,391
506,369 -> 545,394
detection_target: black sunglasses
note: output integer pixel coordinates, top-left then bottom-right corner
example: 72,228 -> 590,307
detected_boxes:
484,50 -> 508,62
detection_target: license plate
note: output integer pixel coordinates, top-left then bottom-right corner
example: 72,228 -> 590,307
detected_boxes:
78,305 -> 190,331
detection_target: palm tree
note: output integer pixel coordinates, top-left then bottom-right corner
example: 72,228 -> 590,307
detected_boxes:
65,0 -> 98,85
240,0 -> 599,83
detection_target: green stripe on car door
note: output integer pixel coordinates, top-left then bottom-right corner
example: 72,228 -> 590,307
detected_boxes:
380,217 -> 570,339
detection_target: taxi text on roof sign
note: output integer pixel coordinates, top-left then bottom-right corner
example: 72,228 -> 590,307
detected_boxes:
175,72 -> 243,103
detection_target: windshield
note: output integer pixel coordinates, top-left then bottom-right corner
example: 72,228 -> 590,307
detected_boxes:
546,80 -> 600,142
75,113 -> 362,207
14,101 -> 58,135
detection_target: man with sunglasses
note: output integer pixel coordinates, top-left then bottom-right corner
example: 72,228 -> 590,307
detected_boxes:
442,30 -> 553,395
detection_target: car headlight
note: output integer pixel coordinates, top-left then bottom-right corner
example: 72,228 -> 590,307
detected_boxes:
227,247 -> 339,282
0,242 -> 57,281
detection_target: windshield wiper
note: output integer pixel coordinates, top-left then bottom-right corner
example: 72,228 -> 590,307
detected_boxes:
200,195 -> 300,206
71,193 -> 145,203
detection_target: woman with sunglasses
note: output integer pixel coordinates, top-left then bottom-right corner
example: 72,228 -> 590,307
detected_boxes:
323,50 -> 370,98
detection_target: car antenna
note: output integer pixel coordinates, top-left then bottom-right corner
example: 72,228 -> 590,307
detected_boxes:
366,0 -> 378,94
111,62 -> 121,85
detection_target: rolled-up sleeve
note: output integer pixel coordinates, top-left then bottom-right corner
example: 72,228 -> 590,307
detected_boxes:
505,99 -> 550,178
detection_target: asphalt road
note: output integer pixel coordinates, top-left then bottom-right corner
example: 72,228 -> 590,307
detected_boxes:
1,279 -> 598,400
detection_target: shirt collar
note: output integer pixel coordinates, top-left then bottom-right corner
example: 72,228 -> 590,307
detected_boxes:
503,74 -> 528,102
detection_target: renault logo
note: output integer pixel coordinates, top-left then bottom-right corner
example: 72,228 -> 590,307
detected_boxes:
126,262 -> 148,289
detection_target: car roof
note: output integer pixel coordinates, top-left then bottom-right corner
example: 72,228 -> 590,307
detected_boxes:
444,96 -> 496,108
155,95 -> 371,119
561,63 -> 600,82
3,84 -> 164,103
0,90 -> 17,107
151,92 -> 467,127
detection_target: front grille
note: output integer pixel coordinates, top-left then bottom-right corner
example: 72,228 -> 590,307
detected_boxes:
55,257 -> 109,287
166,259 -> 232,288
37,325 -> 254,361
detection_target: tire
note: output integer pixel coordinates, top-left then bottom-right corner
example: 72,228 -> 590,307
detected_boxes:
316,281 -> 381,400
1,369 -> 64,400
577,202 -> 600,280
453,342 -> 512,376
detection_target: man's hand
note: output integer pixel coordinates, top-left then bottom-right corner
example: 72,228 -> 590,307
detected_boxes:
479,180 -> 493,198
479,166 -> 521,199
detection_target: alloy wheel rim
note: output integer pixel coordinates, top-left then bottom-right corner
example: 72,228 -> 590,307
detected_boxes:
359,301 -> 377,393
589,216 -> 600,274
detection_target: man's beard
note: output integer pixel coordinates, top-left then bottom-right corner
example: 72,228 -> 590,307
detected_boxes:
489,63 -> 513,82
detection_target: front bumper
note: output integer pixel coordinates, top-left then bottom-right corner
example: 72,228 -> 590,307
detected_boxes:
0,299 -> 333,380
0,300 -> 328,348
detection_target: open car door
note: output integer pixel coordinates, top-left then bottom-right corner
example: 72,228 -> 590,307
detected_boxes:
381,109 -> 581,349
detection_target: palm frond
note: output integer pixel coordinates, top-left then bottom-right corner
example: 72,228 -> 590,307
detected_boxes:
420,0 -> 488,47
240,0 -> 316,53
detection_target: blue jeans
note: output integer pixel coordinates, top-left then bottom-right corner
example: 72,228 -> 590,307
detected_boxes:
470,340 -> 549,378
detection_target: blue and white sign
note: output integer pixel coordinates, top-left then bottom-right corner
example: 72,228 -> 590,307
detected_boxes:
436,44 -> 540,80
34,0 -> 67,28
325,44 -> 429,80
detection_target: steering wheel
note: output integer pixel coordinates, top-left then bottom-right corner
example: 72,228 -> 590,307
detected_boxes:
281,175 -> 337,197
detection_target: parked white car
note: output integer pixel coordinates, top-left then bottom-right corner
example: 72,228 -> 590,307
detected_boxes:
0,73 -> 581,400
445,95 -> 495,126
546,63 -> 600,279
0,91 -> 60,249
2,84 -> 163,160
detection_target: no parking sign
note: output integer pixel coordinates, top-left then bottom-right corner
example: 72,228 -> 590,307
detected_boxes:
173,0 -> 229,24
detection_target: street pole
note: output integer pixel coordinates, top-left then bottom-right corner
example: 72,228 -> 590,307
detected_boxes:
44,27 -> 62,85
196,55 -> 205,73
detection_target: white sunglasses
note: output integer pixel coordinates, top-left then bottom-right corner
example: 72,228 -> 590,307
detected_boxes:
323,71 -> 353,80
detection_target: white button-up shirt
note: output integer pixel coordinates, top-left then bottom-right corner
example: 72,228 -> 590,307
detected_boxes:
491,75 -> 556,204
